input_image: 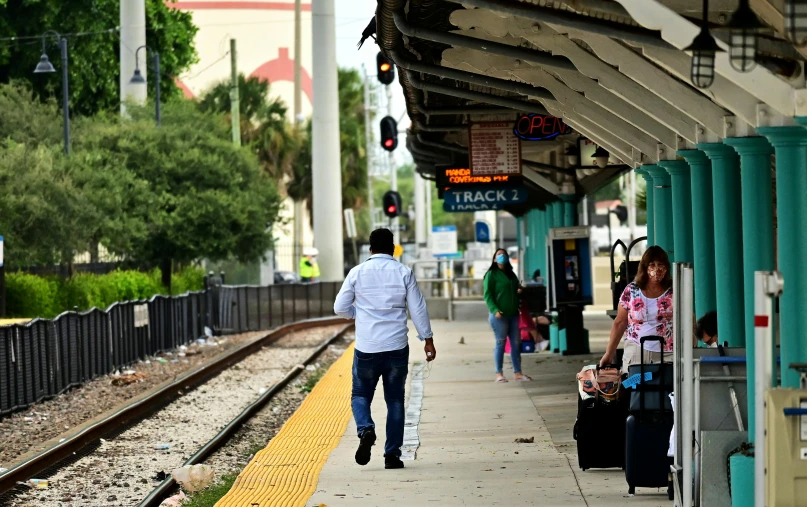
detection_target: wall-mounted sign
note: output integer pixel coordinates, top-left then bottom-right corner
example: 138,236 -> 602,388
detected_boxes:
432,225 -> 458,257
443,186 -> 528,212
436,167 -> 521,188
577,138 -> 599,169
475,221 -> 491,243
469,122 -> 522,177
513,114 -> 572,141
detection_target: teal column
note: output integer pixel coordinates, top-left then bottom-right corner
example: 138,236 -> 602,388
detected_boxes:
636,167 -> 654,246
526,209 -> 548,280
551,200 -> 563,228
679,150 -> 717,317
724,136 -> 774,445
660,160 -> 693,263
560,194 -> 577,227
645,165 -> 674,260
697,142 -> 745,347
758,125 -> 807,388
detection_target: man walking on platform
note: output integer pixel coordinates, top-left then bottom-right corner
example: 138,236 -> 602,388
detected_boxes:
334,228 -> 436,469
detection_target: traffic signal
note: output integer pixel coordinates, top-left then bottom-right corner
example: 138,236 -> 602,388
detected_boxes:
611,205 -> 628,223
380,116 -> 398,151
382,190 -> 403,218
377,52 -> 395,85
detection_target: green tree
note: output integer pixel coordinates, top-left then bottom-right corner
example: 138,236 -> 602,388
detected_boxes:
198,74 -> 301,180
0,143 -> 95,266
0,0 -> 198,116
73,102 -> 283,288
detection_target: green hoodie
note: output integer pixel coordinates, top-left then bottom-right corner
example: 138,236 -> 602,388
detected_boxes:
483,269 -> 520,316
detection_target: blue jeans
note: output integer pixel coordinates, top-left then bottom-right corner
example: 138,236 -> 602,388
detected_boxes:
351,346 -> 409,458
489,313 -> 522,374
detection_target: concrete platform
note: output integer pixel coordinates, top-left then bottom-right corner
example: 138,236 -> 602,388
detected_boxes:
307,317 -> 672,506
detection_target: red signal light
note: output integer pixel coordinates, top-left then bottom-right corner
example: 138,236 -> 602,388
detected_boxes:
380,63 -> 391,72
387,205 -> 396,213
384,138 -> 394,148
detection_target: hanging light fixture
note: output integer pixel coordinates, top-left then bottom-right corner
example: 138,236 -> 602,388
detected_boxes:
565,145 -> 579,166
784,0 -> 807,46
684,0 -> 723,88
592,146 -> 609,168
725,0 -> 765,72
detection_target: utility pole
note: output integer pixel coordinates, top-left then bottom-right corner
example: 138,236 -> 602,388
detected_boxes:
230,39 -> 241,146
292,0 -> 304,271
120,0 -> 147,113
363,65 -> 375,232
414,172 -> 426,249
311,0 -> 344,280
386,85 -> 398,247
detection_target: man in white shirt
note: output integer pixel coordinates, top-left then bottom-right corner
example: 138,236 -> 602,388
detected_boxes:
334,228 -> 435,469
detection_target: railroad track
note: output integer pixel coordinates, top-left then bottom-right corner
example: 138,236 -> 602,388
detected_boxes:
0,317 -> 353,505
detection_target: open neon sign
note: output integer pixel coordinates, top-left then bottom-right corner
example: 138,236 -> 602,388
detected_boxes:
513,114 -> 572,141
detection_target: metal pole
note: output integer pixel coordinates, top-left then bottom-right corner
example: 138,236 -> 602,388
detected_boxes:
293,0 -> 302,124
386,85 -> 398,246
292,0 -> 304,273
425,178 -> 432,245
119,0 -> 147,112
414,172 -> 426,248
59,38 -> 70,155
311,0 -> 344,280
681,264 -> 694,507
754,271 -> 782,507
581,195 -> 589,226
230,39 -> 241,146
363,65 -> 375,230
629,171 -> 637,242
153,52 -> 161,127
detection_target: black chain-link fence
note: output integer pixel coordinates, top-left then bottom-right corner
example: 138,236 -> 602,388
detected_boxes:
0,282 -> 341,417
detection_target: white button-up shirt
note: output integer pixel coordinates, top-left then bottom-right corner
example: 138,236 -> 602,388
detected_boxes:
333,254 -> 433,353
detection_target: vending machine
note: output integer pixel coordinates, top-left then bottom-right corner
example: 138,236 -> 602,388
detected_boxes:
549,226 -> 593,355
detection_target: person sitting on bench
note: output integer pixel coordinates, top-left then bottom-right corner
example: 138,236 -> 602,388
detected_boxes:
695,311 -> 719,348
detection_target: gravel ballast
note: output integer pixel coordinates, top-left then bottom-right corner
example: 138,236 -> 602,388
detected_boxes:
3,324 -> 347,507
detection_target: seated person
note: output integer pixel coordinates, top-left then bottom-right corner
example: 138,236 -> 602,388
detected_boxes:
695,311 -> 719,348
519,300 -> 549,351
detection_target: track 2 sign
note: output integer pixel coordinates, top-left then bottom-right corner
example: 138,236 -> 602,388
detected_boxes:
513,114 -> 572,141
443,186 -> 528,212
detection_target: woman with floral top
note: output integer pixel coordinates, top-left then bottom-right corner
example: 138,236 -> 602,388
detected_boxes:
599,246 -> 674,374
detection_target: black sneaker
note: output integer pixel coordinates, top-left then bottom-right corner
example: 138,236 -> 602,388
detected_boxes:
384,454 -> 404,469
355,429 -> 376,466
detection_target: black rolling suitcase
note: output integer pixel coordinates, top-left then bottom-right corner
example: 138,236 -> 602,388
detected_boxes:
625,337 -> 674,497
574,364 -> 628,470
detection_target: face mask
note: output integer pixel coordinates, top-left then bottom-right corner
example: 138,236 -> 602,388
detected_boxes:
648,267 -> 666,282
496,254 -> 508,265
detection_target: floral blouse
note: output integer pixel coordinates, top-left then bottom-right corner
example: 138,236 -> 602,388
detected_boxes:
619,282 -> 674,352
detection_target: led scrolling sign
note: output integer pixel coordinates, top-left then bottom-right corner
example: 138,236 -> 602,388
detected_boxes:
513,114 -> 572,141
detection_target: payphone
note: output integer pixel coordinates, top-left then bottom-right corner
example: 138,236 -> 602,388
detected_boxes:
549,226 -> 593,355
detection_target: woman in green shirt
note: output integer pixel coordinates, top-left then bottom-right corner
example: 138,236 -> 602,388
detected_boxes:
484,249 -> 531,383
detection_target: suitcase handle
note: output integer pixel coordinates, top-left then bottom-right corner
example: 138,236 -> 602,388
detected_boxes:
638,336 -> 667,418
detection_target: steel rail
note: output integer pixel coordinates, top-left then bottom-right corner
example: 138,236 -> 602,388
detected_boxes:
138,322 -> 353,507
0,317 -> 352,495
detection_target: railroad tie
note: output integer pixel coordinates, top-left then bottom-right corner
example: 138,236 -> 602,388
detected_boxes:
215,343 -> 355,507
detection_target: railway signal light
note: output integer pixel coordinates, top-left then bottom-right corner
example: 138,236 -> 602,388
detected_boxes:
380,116 -> 398,151
377,52 -> 395,85
382,190 -> 402,218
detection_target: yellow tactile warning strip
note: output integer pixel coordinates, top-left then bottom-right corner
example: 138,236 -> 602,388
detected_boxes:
215,343 -> 355,507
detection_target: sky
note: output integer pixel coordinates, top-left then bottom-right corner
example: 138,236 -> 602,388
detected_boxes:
333,0 -> 412,166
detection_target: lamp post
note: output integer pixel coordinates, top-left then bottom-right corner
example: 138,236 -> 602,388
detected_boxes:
129,46 -> 161,126
33,31 -> 70,154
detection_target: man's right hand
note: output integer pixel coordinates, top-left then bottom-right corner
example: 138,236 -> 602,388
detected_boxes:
599,350 -> 616,368
494,311 -> 503,319
424,338 -> 436,362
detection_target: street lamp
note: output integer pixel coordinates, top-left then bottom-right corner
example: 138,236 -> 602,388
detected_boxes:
129,46 -> 161,126
33,31 -> 70,155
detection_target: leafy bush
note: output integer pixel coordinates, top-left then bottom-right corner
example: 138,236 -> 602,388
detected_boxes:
5,267 -> 206,318
6,273 -> 61,318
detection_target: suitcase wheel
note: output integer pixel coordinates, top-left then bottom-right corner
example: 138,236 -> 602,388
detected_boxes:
628,485 -> 635,496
